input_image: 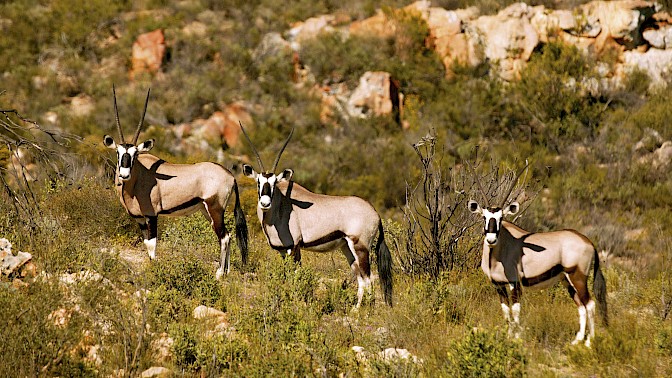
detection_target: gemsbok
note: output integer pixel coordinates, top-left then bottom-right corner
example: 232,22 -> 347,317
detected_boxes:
467,167 -> 607,347
239,124 -> 393,307
103,86 -> 248,278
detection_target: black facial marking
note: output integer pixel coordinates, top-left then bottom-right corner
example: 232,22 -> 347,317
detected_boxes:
120,153 -> 132,168
260,182 -> 271,198
486,217 -> 498,234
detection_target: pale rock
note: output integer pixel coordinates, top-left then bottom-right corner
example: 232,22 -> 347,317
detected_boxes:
140,366 -> 172,378
253,32 -> 292,62
182,21 -> 207,37
643,25 -> 672,49
0,238 -> 33,276
193,305 -> 226,320
623,48 -> 672,85
469,3 -> 539,80
651,140 -> 672,169
347,71 -> 401,120
634,128 -> 663,153
288,15 -> 337,45
379,347 -> 423,364
151,333 -> 174,362
580,0 -> 659,50
70,94 -> 95,117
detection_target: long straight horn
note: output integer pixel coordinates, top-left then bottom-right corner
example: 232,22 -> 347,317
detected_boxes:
272,126 -> 294,173
132,88 -> 151,144
466,159 -> 489,207
113,84 -> 125,143
239,121 -> 265,172
500,160 -> 529,207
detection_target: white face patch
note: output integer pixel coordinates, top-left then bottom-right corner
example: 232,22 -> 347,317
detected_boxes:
116,145 -> 139,181
482,208 -> 503,245
257,174 -> 277,210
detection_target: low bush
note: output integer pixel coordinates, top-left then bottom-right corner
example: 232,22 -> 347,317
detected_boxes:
447,327 -> 527,377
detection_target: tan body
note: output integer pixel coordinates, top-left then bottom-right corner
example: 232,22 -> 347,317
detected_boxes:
481,221 -> 595,291
258,180 -> 380,254
118,154 -> 236,218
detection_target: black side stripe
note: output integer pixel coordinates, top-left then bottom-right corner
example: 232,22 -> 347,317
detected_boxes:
160,197 -> 203,215
522,264 -> 564,287
300,231 -> 346,249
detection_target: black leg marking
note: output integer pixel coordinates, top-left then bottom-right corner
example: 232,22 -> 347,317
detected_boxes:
147,216 -> 158,240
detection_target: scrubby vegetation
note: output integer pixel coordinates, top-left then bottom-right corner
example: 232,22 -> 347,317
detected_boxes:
2,0 -> 672,376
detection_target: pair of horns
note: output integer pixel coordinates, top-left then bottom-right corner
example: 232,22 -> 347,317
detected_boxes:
468,159 -> 529,208
113,84 -> 151,145
239,121 -> 294,173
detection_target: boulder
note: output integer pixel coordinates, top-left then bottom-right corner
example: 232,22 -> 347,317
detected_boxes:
651,140 -> 672,169
347,71 -> 402,123
0,238 -> 34,277
130,29 -> 166,79
193,305 -> 227,320
468,3 -> 539,81
173,101 -> 253,153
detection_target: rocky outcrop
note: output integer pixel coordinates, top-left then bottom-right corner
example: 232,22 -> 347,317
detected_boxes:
281,0 -> 666,86
171,101 -> 253,156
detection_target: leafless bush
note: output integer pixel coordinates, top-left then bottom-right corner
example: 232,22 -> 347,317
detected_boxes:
0,107 -> 83,238
400,137 -> 538,277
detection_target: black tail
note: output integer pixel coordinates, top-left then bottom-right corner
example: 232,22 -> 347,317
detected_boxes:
593,249 -> 608,326
233,181 -> 248,265
376,221 -> 393,306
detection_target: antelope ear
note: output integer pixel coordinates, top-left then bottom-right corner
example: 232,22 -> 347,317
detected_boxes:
137,139 -> 155,152
468,200 -> 481,214
242,164 -> 256,178
277,168 -> 293,182
505,202 -> 520,215
103,135 -> 116,149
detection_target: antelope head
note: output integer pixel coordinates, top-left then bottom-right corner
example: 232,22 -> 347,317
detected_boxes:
469,200 -> 519,245
240,123 -> 294,211
467,161 -> 528,245
103,85 -> 154,182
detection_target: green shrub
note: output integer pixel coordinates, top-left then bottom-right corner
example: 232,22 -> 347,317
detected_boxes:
170,323 -> 200,371
195,334 -> 249,374
144,251 -> 222,327
0,280 -> 96,377
447,328 -> 527,378
319,278 -> 357,315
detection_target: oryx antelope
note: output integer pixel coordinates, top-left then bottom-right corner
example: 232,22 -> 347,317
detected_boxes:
103,86 -> 248,278
467,169 -> 607,347
240,125 -> 393,307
